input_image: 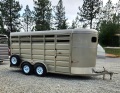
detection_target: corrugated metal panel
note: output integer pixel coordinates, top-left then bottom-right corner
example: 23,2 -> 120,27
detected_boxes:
0,43 -> 8,59
45,43 -> 55,50
11,43 -> 19,49
11,49 -> 19,54
56,43 -> 70,50
32,50 -> 44,55
47,65 -> 55,72
56,56 -> 69,61
32,43 -> 44,49
21,49 -> 31,54
56,61 -> 69,67
56,66 -> 69,73
21,54 -> 31,59
45,50 -> 55,56
45,60 -> 55,65
21,43 -> 31,49
45,56 -> 55,60
32,55 -> 44,60
56,50 -> 70,56
0,55 -> 8,59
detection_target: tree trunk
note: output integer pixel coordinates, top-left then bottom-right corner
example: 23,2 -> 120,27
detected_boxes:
27,16 -> 28,32
90,19 -> 92,29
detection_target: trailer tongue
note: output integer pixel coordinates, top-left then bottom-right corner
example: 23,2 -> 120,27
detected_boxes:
92,67 -> 118,80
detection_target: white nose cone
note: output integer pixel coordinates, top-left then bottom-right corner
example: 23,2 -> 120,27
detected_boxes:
97,44 -> 106,59
96,44 -> 106,63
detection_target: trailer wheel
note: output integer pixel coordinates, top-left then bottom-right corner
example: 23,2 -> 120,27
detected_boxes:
10,55 -> 21,66
34,63 -> 47,76
21,62 -> 33,75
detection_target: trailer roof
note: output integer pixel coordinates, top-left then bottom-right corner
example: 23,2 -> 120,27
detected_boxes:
10,29 -> 98,36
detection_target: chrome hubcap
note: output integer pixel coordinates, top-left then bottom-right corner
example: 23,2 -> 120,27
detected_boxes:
23,65 -> 30,73
36,67 -> 43,75
11,57 -> 17,65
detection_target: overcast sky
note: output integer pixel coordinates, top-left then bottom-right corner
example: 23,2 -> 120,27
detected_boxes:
17,0 -> 118,25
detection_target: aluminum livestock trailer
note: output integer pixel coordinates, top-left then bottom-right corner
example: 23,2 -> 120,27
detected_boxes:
0,34 -> 9,62
10,29 -> 99,76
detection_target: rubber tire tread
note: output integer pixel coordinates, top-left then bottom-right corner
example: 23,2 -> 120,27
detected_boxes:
34,63 -> 47,77
21,62 -> 33,75
10,55 -> 21,66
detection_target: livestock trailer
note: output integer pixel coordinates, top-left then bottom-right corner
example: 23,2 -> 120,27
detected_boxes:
0,34 -> 9,62
10,29 -> 98,76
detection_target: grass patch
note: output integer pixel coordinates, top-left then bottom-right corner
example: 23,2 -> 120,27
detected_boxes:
105,47 -> 120,56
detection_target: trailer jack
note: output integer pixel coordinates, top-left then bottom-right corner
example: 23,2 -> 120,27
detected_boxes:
92,67 -> 118,80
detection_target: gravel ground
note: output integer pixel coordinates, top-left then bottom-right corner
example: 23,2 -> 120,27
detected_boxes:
0,58 -> 120,93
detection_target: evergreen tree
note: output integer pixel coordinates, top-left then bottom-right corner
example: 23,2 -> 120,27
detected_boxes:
0,2 -> 3,34
116,0 -> 120,14
34,0 -> 52,31
71,16 -> 80,29
54,0 -> 68,30
115,0 -> 120,24
71,20 -> 76,29
0,16 -> 5,34
22,5 -> 34,32
78,0 -> 102,28
102,0 -> 114,21
0,0 -> 22,35
99,20 -> 119,47
61,20 -> 67,29
96,0 -> 115,30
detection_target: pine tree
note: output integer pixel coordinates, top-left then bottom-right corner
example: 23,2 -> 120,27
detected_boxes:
115,0 -> 120,24
78,0 -> 102,28
0,0 -> 22,34
54,0 -> 68,30
0,2 -> 3,34
96,0 -> 115,30
99,20 -> 119,47
71,20 -> 76,29
34,0 -> 52,31
102,0 -> 114,21
22,5 -> 34,32
0,16 -> 5,34
116,0 -> 120,15
71,16 -> 80,29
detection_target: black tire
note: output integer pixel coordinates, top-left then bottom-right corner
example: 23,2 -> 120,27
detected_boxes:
34,63 -> 47,76
21,62 -> 33,75
10,55 -> 21,66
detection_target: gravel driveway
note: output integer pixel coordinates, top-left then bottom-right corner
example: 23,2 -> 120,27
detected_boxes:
0,58 -> 120,93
